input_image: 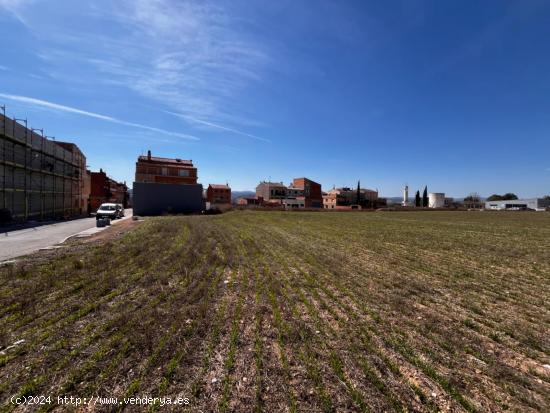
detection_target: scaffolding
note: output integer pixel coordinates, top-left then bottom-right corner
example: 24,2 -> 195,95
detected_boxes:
0,108 -> 86,222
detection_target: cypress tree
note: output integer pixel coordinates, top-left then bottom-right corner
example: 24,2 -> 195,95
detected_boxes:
415,190 -> 421,207
356,180 -> 361,205
422,186 -> 428,207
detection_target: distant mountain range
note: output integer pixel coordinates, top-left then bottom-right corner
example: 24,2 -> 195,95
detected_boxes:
231,191 -> 255,201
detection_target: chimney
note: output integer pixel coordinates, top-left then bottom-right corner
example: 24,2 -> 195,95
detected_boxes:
147,150 -> 151,160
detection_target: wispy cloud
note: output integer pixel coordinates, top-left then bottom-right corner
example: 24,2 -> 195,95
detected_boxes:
0,93 -> 200,140
18,0 -> 270,133
0,0 -> 31,8
0,0 -> 34,26
166,111 -> 270,143
0,65 -> 8,71
112,0 -> 269,123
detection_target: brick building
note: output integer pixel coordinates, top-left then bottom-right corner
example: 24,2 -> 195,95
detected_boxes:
83,169 -> 91,214
111,181 -> 129,206
90,169 -> 128,211
323,187 -> 378,209
135,150 -> 197,184
289,178 -> 322,208
254,178 -> 322,208
132,151 -> 204,215
206,184 -> 231,204
255,181 -> 287,202
236,197 -> 263,206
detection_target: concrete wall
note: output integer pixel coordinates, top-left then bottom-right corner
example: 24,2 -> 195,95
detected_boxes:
133,182 -> 204,215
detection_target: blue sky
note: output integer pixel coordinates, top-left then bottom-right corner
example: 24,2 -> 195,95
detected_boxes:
1,0 -> 549,197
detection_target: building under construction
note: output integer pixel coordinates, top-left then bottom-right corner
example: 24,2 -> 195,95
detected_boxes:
0,109 -> 88,223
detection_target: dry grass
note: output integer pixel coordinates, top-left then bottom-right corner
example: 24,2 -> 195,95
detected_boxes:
1,211 -> 549,412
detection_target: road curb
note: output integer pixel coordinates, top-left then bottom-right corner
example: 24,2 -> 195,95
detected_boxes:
58,214 -> 133,244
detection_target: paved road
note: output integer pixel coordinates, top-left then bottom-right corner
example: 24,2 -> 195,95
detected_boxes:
0,209 -> 133,262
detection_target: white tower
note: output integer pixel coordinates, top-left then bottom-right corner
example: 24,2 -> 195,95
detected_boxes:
402,185 -> 409,207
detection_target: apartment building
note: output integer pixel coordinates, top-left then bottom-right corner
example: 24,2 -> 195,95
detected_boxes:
323,187 -> 378,209
206,184 -> 231,204
289,178 -> 322,208
0,112 -> 88,222
135,150 -> 197,184
90,169 -> 128,211
254,178 -> 322,208
133,151 -> 204,215
255,181 -> 287,202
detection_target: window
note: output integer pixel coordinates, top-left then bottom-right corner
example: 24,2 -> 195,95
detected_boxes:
161,167 -> 168,176
179,169 -> 189,177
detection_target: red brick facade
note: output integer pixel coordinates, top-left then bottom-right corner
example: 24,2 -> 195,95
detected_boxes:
135,150 -> 197,185
237,197 -> 263,206
207,184 -> 231,204
90,170 -> 128,211
291,178 -> 322,208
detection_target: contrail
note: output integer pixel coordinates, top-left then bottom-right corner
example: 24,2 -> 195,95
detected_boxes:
0,93 -> 200,140
166,110 -> 270,143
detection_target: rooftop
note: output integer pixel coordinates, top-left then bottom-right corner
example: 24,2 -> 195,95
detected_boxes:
209,184 -> 230,189
137,153 -> 194,166
329,187 -> 377,194
486,198 -> 548,203
258,181 -> 286,187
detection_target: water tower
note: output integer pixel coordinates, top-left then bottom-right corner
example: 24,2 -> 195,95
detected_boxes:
428,193 -> 445,208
